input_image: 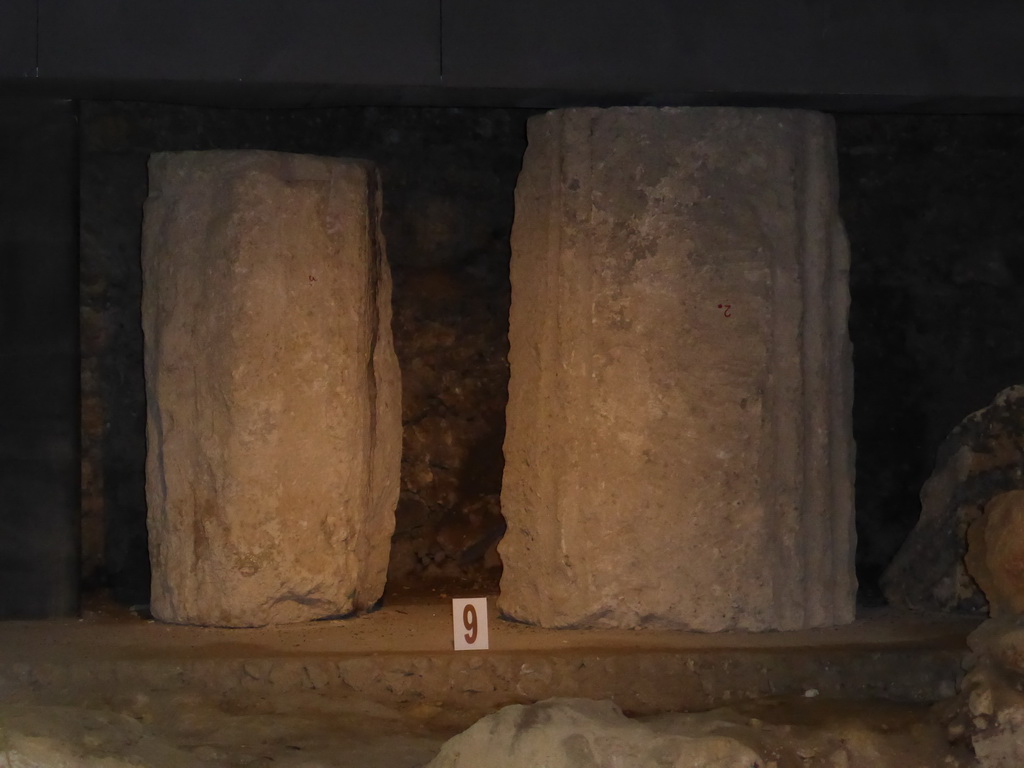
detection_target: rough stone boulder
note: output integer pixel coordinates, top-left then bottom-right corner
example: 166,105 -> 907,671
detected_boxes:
967,490 -> 1024,617
883,385 -> 1024,613
428,697 -> 966,768
500,107 -> 856,631
947,616 -> 1024,768
142,150 -> 401,627
426,698 -> 764,768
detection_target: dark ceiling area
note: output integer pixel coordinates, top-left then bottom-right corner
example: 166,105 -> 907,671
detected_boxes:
2,0 -> 1024,111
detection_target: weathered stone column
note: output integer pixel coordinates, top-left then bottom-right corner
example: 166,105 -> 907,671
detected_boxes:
142,150 -> 401,627
499,108 -> 855,631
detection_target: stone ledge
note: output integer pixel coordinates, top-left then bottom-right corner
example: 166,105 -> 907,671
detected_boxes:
0,604 -> 977,715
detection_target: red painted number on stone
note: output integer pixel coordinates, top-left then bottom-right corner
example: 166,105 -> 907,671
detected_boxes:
463,603 -> 478,644
718,303 -> 732,318
309,274 -> 317,284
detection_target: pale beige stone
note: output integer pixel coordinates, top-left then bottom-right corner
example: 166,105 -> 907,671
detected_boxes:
499,107 -> 855,631
142,150 -> 400,627
967,491 -> 1024,617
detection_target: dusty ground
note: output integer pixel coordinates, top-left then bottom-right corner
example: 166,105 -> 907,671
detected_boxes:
0,597 -> 980,767
0,692 -> 454,768
0,686 -> 973,768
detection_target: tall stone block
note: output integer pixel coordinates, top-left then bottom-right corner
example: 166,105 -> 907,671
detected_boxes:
499,108 -> 855,631
142,150 -> 401,627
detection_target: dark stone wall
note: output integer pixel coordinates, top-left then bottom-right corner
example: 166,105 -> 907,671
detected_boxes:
837,115 -> 1024,603
79,102 -> 528,602
0,100 -> 80,618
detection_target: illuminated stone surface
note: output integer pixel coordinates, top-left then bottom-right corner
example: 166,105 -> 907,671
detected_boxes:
142,150 -> 400,627
499,107 -> 855,631
967,491 -> 1024,617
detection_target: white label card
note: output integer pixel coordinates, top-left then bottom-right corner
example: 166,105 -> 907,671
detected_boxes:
452,597 -> 489,651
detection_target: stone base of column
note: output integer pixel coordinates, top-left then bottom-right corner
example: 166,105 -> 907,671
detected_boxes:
143,151 -> 401,627
499,108 -> 855,631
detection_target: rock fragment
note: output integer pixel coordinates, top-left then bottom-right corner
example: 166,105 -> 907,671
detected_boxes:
883,385 -> 1024,613
966,490 -> 1024,617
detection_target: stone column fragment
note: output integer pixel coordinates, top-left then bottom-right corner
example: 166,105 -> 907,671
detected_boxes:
499,108 -> 855,631
142,150 -> 400,627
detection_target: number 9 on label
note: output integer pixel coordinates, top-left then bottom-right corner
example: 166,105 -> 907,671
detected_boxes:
452,597 -> 489,651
